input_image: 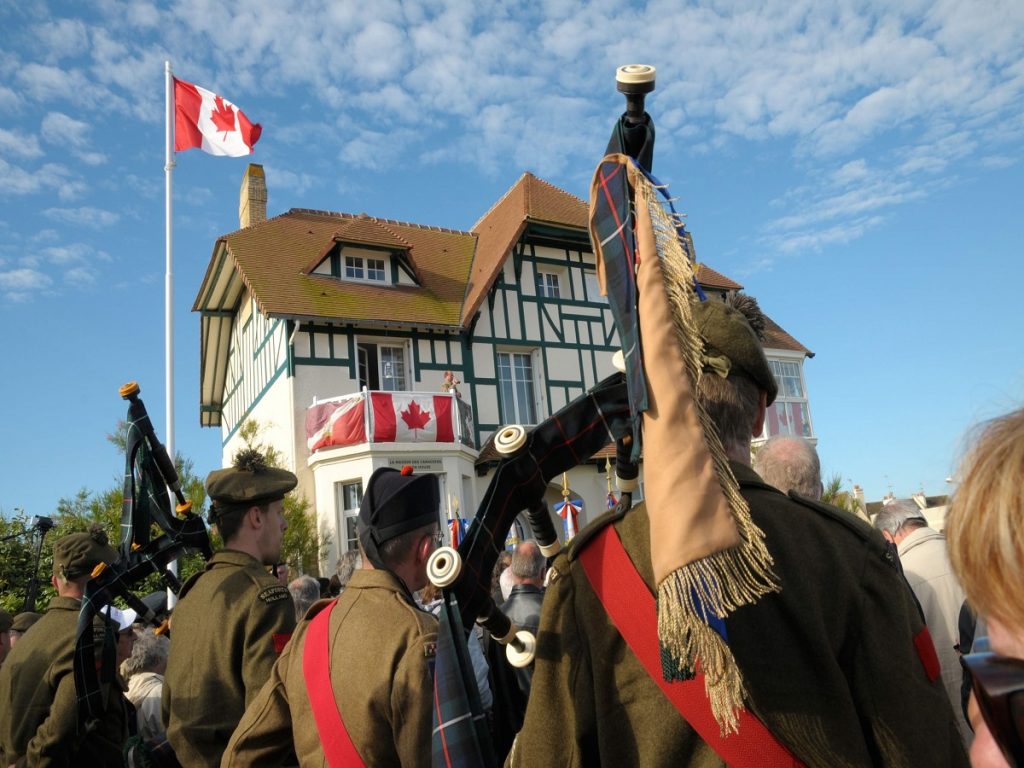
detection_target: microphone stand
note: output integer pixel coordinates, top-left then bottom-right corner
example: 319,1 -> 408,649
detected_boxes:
23,516 -> 55,612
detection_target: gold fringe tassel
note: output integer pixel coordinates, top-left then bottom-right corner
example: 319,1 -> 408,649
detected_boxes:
638,174 -> 779,734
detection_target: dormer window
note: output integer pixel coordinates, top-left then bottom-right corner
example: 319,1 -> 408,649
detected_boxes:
344,255 -> 386,282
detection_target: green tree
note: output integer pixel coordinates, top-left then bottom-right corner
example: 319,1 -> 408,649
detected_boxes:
0,440 -> 211,614
235,418 -> 328,576
821,473 -> 866,519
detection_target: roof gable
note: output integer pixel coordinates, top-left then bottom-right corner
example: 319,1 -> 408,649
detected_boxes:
463,173 -> 588,324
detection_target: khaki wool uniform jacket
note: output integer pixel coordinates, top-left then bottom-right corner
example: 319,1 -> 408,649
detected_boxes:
0,595 -> 127,767
163,549 -> 295,768
222,568 -> 438,768
508,463 -> 969,768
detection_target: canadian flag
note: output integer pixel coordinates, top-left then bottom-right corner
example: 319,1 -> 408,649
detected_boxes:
371,393 -> 454,443
305,394 -> 367,452
174,77 -> 261,157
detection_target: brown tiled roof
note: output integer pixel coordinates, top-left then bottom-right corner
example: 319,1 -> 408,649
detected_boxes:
199,210 -> 475,327
696,263 -> 743,290
329,216 -> 415,251
463,173 -> 588,324
763,314 -> 814,357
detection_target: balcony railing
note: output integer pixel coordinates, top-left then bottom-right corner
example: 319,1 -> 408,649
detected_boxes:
306,389 -> 475,452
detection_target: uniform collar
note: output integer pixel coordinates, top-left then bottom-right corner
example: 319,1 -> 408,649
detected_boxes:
508,583 -> 543,597
45,595 -> 82,612
347,568 -> 412,596
207,548 -> 264,569
731,460 -> 774,490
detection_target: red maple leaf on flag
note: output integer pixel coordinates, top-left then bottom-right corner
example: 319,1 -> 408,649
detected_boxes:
401,401 -> 433,433
210,95 -> 237,137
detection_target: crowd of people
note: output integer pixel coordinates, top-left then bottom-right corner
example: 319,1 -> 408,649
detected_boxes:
0,293 -> 1021,767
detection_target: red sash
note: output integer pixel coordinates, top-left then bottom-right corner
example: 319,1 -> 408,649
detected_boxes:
578,525 -> 805,767
303,600 -> 367,767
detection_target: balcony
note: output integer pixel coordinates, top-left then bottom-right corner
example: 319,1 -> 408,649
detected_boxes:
305,390 -> 475,452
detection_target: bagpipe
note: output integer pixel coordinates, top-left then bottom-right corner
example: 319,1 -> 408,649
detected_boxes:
425,67 -> 658,767
74,382 -> 213,727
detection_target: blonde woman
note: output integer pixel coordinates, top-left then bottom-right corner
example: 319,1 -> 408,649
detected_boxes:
947,407 -> 1024,767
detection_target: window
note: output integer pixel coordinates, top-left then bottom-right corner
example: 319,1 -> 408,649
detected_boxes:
358,342 -> 407,391
763,359 -> 812,438
535,271 -> 560,298
584,272 -> 607,304
335,479 -> 363,553
345,256 -> 364,279
367,258 -> 385,281
497,351 -> 537,424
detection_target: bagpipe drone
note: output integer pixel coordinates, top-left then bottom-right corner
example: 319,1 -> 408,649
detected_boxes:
74,382 -> 213,728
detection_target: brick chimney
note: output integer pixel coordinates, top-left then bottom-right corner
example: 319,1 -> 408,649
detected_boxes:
239,163 -> 266,228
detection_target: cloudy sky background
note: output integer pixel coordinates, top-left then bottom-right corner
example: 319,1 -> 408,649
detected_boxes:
2,0 -> 1022,517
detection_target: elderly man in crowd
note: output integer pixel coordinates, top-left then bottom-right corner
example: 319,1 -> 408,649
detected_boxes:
122,628 -> 170,743
875,499 -> 971,744
288,574 -> 322,622
752,434 -> 823,500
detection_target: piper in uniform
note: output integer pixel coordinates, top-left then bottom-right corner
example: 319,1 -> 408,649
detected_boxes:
162,449 -> 298,767
0,525 -> 127,767
508,297 -> 969,768
222,465 -> 441,767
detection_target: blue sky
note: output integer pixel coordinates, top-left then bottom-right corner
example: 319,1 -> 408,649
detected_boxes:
2,0 -> 1022,518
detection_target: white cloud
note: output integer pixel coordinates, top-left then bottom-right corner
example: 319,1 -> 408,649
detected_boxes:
64,266 -> 97,287
33,18 -> 89,60
0,158 -> 84,199
0,128 -> 43,159
43,207 -> 121,228
41,112 -> 91,147
0,268 -> 52,292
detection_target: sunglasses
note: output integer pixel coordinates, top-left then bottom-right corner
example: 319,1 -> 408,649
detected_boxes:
961,652 -> 1024,765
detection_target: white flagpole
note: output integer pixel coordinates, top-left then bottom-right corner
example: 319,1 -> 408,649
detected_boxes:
165,60 -> 178,611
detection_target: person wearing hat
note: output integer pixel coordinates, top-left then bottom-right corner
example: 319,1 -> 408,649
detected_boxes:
163,449 -> 298,768
222,465 -> 442,767
8,612 -> 42,649
509,294 -> 968,767
0,525 -> 128,766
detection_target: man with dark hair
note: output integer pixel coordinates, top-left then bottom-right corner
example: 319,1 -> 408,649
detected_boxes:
163,449 -> 298,767
509,296 -> 968,767
223,465 -> 441,767
0,526 -> 127,766
875,499 -> 971,744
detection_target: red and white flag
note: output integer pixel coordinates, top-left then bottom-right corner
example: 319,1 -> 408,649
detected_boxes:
371,393 -> 455,443
305,394 -> 367,451
174,77 -> 261,157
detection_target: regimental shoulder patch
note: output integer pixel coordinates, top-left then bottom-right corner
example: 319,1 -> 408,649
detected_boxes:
424,641 -> 437,659
258,585 -> 291,604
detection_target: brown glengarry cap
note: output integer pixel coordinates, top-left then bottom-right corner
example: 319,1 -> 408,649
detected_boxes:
693,299 -> 778,406
10,612 -> 41,633
357,466 -> 439,565
0,609 -> 12,632
52,525 -> 119,581
206,449 -> 298,521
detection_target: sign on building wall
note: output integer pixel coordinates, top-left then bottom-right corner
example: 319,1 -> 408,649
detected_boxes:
387,457 -> 444,473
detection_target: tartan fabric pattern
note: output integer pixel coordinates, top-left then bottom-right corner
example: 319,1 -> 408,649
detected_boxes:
592,160 -> 647,462
432,594 -> 495,768
451,373 -> 632,630
75,392 -> 212,728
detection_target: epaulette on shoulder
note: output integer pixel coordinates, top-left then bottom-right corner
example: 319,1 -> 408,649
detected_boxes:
786,491 -> 886,553
566,499 -> 632,562
302,597 -> 334,622
177,570 -> 205,600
